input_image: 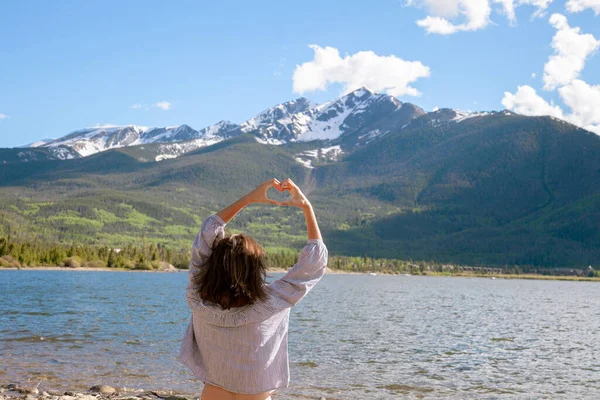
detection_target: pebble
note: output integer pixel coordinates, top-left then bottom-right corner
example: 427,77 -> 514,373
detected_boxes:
89,386 -> 116,395
75,395 -> 97,400
161,396 -> 190,400
23,387 -> 39,395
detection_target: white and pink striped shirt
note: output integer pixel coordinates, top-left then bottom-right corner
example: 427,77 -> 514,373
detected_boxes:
178,214 -> 328,394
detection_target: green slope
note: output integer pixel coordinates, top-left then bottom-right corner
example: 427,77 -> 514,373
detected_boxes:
1,117 -> 599,268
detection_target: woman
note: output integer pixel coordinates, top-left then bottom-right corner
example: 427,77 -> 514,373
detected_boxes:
178,178 -> 328,400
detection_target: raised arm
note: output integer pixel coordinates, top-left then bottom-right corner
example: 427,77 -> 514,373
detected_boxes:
279,178 -> 321,241
216,178 -> 281,223
188,178 -> 282,284
268,179 -> 327,306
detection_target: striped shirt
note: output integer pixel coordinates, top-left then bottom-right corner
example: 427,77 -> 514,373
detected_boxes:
177,214 -> 328,394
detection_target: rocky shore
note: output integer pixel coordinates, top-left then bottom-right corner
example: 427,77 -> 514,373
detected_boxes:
0,384 -> 328,400
0,384 -> 195,400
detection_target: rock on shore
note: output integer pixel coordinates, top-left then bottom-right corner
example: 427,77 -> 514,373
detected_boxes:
0,385 -> 195,400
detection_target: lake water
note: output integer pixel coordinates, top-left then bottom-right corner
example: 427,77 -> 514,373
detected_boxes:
1,271 -> 599,399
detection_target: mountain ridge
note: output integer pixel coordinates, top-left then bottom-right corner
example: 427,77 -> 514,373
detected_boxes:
1,107 -> 599,268
8,87 -> 522,163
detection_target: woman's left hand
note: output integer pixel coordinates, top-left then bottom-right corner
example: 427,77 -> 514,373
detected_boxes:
244,178 -> 282,205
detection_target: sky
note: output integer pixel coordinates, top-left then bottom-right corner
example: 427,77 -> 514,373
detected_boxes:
1,0 -> 599,148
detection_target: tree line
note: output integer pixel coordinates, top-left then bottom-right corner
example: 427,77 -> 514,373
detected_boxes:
1,235 -> 596,277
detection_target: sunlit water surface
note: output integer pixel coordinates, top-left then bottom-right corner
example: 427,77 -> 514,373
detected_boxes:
1,271 -> 600,399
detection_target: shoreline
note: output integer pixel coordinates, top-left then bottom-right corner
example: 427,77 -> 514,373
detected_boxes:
2,266 -> 598,281
0,385 -> 198,400
0,266 -> 171,272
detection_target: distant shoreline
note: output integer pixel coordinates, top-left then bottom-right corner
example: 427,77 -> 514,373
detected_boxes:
0,266 -> 165,272
2,266 -> 599,281
0,265 -> 365,275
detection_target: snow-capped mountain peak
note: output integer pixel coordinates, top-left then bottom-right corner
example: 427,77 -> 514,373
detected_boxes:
235,86 -> 413,144
17,88 -> 427,162
239,97 -> 315,133
43,125 -> 149,157
38,122 -> 242,158
198,120 -> 239,138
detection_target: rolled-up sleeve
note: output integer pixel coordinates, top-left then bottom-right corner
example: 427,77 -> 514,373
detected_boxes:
188,214 -> 227,287
266,239 -> 328,307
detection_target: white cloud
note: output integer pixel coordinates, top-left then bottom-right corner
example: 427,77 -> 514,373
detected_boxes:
432,106 -> 440,111
558,79 -> 600,131
543,14 -> 600,90
502,83 -> 600,134
292,45 -> 431,97
501,85 -> 564,118
501,12 -> 600,135
153,101 -> 172,110
131,104 -> 143,109
410,0 -> 492,34
494,0 -> 553,23
566,0 -> 600,15
406,0 -> 553,34
531,72 -> 537,78
0,113 -> 8,119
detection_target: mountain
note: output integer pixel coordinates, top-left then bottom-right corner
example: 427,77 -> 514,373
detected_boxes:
38,123 -> 239,158
0,146 -> 80,163
238,88 -> 425,146
318,112 -> 600,266
239,97 -> 315,138
1,90 -> 599,269
19,138 -> 56,148
9,87 -> 426,162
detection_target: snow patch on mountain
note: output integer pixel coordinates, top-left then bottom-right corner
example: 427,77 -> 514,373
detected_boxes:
296,88 -> 402,142
19,139 -> 56,148
452,110 -> 491,123
154,137 -> 223,162
240,98 -> 315,133
48,147 -> 78,160
254,137 -> 286,145
357,129 -> 390,144
156,154 -> 179,162
44,125 -> 148,157
241,87 -> 406,144
198,121 -> 239,139
38,122 -> 240,159
17,151 -> 40,162
298,103 -> 355,141
294,145 -> 344,168
295,157 -> 314,169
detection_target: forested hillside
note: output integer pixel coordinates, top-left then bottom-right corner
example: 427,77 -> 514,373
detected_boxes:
1,113 -> 599,269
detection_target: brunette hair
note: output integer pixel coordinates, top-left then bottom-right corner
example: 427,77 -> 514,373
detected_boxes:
194,233 -> 268,310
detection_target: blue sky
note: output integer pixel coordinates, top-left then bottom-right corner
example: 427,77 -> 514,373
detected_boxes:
1,0 -> 599,147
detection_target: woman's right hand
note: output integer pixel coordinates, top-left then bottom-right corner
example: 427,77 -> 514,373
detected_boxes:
279,178 -> 311,209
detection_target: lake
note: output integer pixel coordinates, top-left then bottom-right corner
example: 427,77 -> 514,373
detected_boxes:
1,271 -> 599,399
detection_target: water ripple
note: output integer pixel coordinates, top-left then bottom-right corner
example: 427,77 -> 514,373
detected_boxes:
1,271 -> 600,399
